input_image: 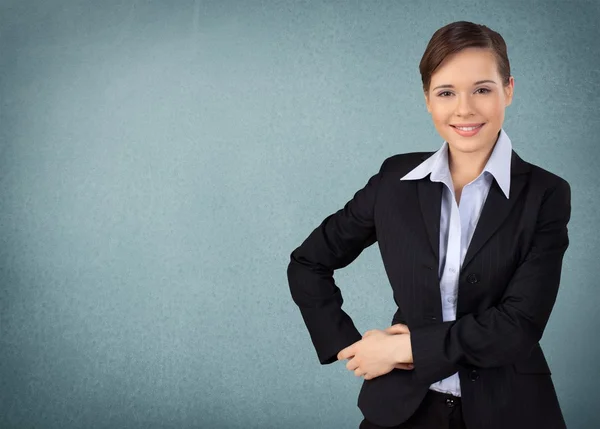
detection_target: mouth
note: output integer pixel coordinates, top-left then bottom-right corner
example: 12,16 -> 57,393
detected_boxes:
450,123 -> 485,137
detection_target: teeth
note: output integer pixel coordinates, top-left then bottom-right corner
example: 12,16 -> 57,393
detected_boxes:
455,125 -> 481,131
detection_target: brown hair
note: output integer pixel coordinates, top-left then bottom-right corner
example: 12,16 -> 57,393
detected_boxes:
419,21 -> 511,93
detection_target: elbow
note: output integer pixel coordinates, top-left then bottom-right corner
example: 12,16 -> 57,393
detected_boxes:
497,306 -> 544,364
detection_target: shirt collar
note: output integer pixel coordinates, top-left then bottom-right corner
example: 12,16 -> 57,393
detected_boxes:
400,128 -> 513,198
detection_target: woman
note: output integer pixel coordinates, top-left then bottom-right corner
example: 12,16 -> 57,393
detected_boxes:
287,21 -> 570,429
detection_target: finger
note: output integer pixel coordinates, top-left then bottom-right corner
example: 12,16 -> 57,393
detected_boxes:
385,324 -> 410,335
363,330 -> 375,338
394,363 -> 415,370
337,345 -> 354,361
354,367 -> 366,377
385,323 -> 409,333
346,358 -> 359,371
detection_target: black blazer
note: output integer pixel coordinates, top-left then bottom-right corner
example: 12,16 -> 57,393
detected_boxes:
287,150 -> 571,428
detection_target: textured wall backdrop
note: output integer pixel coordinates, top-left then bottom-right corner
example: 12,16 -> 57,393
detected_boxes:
1,1 -> 599,428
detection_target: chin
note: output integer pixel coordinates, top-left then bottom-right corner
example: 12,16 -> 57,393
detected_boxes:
447,138 -> 492,154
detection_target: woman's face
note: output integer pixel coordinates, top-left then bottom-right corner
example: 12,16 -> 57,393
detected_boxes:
424,47 -> 514,156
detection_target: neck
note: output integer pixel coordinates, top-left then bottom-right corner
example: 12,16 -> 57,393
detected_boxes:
448,148 -> 491,182
447,132 -> 500,184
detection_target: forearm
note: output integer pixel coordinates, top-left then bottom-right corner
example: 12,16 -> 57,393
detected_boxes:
409,306 -> 541,384
287,223 -> 374,364
287,162 -> 386,364
288,251 -> 362,364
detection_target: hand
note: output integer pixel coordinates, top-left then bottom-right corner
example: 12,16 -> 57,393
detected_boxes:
336,328 -> 413,380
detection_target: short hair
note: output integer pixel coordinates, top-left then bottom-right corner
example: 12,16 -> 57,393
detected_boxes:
419,21 -> 511,93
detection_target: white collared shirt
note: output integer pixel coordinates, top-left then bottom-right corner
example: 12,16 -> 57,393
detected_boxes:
400,128 -> 513,396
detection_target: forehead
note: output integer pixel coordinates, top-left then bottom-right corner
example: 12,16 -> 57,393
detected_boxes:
431,48 -> 499,84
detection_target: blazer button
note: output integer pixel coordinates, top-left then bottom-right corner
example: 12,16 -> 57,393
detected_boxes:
467,274 -> 479,284
470,370 -> 479,381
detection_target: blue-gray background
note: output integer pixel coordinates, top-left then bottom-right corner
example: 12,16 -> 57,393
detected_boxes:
1,1 -> 598,428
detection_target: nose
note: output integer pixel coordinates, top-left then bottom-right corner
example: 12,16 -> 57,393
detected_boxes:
455,94 -> 474,117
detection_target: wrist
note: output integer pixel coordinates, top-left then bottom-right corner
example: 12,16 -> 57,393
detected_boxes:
392,333 -> 413,363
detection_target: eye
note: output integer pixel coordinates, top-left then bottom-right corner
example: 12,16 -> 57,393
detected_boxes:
437,91 -> 453,97
475,88 -> 491,94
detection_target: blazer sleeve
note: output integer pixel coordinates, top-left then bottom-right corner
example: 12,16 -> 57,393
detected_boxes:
286,158 -> 388,365
409,178 -> 571,385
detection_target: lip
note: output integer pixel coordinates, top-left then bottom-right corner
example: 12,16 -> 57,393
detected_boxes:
450,123 -> 485,137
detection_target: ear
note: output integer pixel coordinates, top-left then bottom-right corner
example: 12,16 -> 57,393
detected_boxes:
424,91 -> 432,113
504,76 -> 515,107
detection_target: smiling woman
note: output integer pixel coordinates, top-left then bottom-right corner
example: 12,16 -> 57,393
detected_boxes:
287,20 -> 571,429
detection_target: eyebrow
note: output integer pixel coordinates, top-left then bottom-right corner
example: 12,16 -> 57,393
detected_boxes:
432,80 -> 497,91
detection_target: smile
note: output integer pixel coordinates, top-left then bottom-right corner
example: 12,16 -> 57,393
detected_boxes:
450,123 -> 485,137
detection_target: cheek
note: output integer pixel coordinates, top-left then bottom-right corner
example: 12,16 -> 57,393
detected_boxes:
431,110 -> 450,127
433,115 -> 450,133
482,98 -> 506,118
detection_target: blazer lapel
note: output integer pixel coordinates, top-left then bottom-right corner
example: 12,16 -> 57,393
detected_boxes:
461,150 -> 531,270
416,166 -> 443,266
415,165 -> 444,323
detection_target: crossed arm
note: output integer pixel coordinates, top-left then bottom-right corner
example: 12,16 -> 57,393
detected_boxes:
287,160 -> 571,384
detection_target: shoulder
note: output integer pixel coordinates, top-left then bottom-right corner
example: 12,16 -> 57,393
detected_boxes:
515,153 -> 571,206
378,152 -> 434,175
518,153 -> 570,193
